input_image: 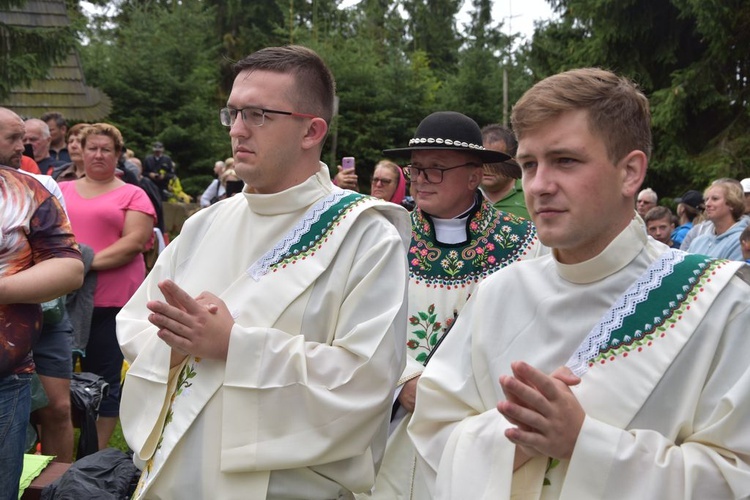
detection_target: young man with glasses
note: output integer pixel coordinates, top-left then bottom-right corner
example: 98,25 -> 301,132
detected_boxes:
359,112 -> 543,499
117,45 -> 411,499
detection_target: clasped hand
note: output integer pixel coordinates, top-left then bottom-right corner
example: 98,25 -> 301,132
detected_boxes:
147,279 -> 234,365
497,361 -> 585,464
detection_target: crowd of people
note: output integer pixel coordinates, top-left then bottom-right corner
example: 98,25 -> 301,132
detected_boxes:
638,178 -> 750,262
2,44 -> 750,500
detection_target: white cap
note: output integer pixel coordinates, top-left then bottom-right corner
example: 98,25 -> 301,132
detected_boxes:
742,178 -> 750,194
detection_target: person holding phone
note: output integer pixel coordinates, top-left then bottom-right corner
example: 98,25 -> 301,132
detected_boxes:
333,155 -> 359,190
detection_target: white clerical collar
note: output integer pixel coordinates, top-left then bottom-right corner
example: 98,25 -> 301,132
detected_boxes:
431,200 -> 477,244
555,217 -> 647,284
243,163 -> 333,216
432,216 -> 470,244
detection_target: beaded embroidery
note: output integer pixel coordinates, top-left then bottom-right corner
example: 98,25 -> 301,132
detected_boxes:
566,250 -> 718,376
247,191 -> 366,280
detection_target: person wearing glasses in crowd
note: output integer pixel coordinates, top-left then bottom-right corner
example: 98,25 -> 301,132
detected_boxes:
117,45 -> 411,499
370,159 -> 407,206
636,187 -> 658,218
357,112 -> 543,499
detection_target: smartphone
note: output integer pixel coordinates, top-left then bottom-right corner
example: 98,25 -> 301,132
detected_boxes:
342,157 -> 355,170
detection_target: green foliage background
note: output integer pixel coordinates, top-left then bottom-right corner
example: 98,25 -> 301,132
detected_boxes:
4,0 -> 750,199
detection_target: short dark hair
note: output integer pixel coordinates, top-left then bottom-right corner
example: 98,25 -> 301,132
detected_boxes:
233,45 -> 336,125
40,111 -> 67,128
480,124 -> 517,157
644,206 -> 673,224
741,225 -> 750,243
66,122 -> 89,141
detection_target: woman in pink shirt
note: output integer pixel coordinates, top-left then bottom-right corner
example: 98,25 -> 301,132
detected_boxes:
59,123 -> 155,449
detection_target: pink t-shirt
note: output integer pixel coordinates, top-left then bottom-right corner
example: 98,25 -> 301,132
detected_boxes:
60,181 -> 156,307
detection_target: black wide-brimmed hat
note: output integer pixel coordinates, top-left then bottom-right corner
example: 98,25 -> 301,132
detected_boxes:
383,111 -> 512,164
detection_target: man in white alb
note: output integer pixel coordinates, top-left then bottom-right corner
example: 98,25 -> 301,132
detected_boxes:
409,68 -> 750,499
117,45 -> 411,500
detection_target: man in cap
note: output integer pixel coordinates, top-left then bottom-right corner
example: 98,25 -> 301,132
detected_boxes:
143,141 -> 175,198
409,68 -> 750,499
480,124 -> 530,219
672,189 -> 704,247
741,177 -> 750,216
359,111 -> 542,498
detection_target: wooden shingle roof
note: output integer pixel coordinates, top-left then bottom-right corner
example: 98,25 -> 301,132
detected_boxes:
0,0 -> 111,121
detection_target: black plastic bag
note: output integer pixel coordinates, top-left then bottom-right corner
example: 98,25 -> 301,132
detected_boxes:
69,372 -> 109,459
41,448 -> 140,500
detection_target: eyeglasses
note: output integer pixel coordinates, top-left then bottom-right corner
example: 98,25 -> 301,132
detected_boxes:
220,106 -> 317,128
403,162 -> 478,184
371,177 -> 394,186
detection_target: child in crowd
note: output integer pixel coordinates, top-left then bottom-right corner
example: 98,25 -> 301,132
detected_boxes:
740,225 -> 750,263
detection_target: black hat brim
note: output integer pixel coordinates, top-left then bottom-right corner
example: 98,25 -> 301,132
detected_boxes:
382,145 -> 511,164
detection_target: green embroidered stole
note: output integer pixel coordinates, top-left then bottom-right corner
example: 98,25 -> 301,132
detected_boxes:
566,250 -> 725,376
133,190 -> 379,498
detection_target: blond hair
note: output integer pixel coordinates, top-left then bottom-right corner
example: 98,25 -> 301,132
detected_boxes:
80,123 -> 124,155
707,178 -> 745,221
512,68 -> 652,163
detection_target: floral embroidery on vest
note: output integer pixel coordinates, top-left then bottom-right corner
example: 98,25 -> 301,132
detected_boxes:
407,304 -> 457,363
407,200 -> 537,360
133,358 -> 200,498
409,200 -> 536,287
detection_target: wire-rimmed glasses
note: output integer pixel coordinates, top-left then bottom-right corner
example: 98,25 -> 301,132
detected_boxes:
220,106 -> 317,127
403,162 -> 478,184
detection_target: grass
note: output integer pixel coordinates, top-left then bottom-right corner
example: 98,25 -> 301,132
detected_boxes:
108,421 -> 129,452
71,420 -> 130,460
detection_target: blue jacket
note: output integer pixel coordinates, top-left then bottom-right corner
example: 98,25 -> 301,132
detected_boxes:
689,218 -> 749,261
671,222 -> 692,247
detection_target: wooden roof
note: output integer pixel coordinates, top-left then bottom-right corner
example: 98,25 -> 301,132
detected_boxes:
0,0 -> 111,121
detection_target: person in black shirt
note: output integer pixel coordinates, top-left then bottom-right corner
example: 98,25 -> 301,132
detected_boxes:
143,141 -> 175,199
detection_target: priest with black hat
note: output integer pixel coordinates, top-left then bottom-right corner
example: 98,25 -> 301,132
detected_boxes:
359,112 -> 545,499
